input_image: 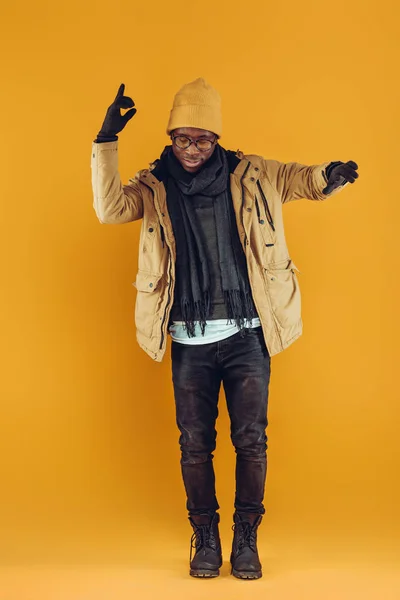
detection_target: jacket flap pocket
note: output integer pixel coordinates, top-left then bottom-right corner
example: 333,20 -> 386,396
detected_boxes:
290,261 -> 301,274
265,258 -> 301,273
132,271 -> 163,292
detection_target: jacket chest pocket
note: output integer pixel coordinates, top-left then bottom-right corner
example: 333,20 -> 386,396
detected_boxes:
264,259 -> 301,328
133,270 -> 163,338
141,219 -> 159,254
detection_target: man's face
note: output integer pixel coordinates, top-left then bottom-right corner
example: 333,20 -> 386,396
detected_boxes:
170,127 -> 218,173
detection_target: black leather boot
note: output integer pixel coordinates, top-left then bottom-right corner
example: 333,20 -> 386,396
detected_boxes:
230,512 -> 263,579
188,512 -> 223,578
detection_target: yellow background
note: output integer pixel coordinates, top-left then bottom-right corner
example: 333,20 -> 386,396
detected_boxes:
1,0 -> 399,597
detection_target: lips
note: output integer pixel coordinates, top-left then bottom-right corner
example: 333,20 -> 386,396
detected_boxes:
183,158 -> 201,166
183,160 -> 201,169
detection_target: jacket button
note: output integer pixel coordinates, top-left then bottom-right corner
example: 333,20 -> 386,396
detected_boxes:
149,227 -> 154,232
250,177 -> 255,182
246,207 -> 252,212
149,283 -> 153,288
260,219 -> 265,224
255,167 -> 259,171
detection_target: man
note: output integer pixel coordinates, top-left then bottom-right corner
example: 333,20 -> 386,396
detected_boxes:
91,78 -> 359,579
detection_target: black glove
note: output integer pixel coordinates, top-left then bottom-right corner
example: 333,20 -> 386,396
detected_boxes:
95,83 -> 136,143
323,160 -> 359,195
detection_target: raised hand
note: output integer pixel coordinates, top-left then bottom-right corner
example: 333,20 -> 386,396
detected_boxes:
96,83 -> 137,140
323,160 -> 359,195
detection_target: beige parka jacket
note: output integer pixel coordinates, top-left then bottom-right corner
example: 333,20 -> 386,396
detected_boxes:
91,140 -> 347,362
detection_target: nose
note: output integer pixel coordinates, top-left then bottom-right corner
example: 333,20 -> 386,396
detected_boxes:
186,142 -> 200,157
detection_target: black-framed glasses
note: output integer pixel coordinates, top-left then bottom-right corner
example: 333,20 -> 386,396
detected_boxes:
171,134 -> 218,152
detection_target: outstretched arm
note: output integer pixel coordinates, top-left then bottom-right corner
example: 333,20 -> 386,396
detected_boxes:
263,158 -> 359,204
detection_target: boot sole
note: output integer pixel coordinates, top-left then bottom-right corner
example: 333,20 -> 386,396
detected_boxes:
190,568 -> 220,578
231,567 -> 262,579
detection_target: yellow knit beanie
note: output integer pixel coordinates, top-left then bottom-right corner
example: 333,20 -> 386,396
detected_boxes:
166,77 -> 222,137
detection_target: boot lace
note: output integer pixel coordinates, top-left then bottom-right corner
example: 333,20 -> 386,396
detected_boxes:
190,523 -> 216,562
232,520 -> 258,553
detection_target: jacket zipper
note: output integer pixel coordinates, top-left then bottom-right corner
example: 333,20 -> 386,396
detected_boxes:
257,181 -> 275,232
160,256 -> 172,350
157,213 -> 171,350
240,162 -> 251,249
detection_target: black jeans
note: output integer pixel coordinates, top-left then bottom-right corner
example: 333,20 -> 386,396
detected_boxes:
171,326 -> 271,517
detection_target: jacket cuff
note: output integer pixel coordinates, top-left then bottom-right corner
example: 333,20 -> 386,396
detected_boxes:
325,161 -> 344,181
94,134 -> 119,143
312,162 -> 347,200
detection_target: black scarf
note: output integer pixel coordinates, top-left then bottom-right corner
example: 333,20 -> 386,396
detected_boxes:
153,143 -> 256,337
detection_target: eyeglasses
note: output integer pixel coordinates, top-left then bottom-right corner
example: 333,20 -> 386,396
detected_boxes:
171,134 -> 217,152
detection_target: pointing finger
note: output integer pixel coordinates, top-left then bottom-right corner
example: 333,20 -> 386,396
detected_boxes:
115,83 -> 125,101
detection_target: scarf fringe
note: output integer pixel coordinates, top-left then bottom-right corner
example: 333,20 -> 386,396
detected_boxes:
181,289 -> 256,339
224,289 -> 255,338
181,290 -> 211,337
